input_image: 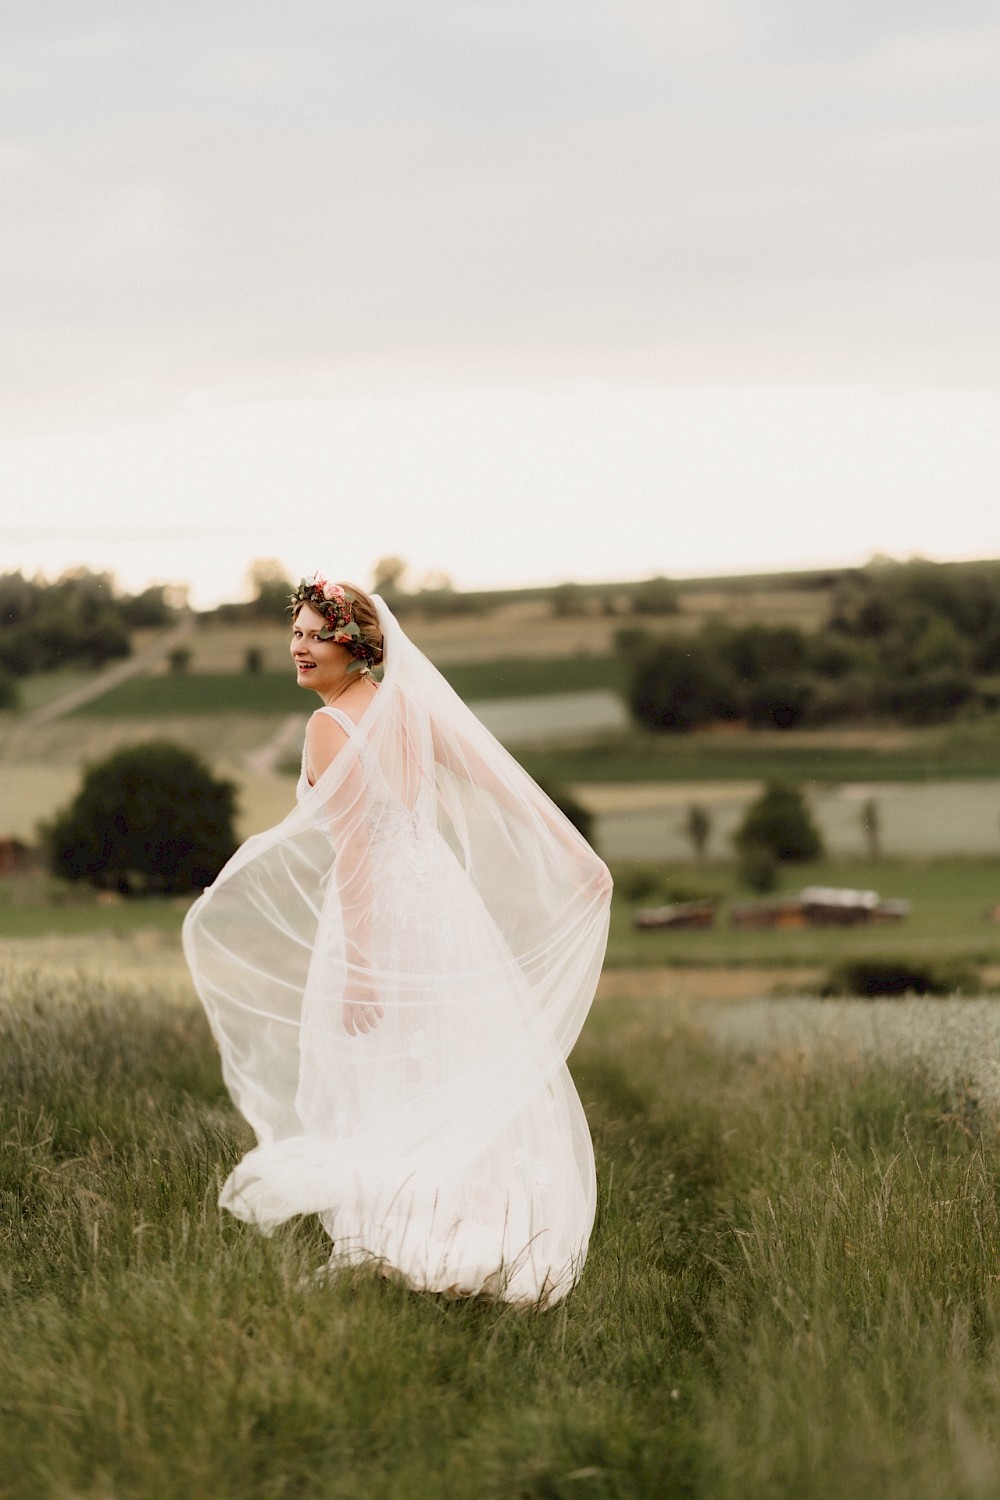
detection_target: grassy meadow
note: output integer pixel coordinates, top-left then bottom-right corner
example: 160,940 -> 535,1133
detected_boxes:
7,955 -> 1000,1497
8,579 -> 1000,1494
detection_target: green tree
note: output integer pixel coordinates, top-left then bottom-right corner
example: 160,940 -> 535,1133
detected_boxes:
0,568 -> 133,674
45,743 -> 237,895
683,803 -> 712,860
551,582 -> 587,618
714,623 -> 808,682
631,576 -> 679,615
629,638 -> 737,732
372,556 -> 408,595
737,843 -> 780,893
734,782 -> 824,863
860,797 -> 881,859
742,674 -> 814,729
248,559 -> 293,618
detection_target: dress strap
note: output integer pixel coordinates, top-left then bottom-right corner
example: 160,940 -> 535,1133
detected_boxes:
317,705 -> 357,736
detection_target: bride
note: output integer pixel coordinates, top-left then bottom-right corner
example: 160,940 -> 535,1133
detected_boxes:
183,575 -> 612,1305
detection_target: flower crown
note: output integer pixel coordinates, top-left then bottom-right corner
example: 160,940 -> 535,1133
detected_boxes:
288,573 -> 379,673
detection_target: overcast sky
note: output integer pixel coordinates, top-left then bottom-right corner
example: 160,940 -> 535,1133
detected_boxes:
2,1 -> 998,604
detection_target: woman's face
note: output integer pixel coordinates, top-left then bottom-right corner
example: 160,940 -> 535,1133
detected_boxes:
289,602 -> 352,696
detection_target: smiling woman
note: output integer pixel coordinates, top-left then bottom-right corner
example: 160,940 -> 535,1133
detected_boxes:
183,574 -> 612,1305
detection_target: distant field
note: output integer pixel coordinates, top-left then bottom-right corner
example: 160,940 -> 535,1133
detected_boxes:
605,855 -> 1000,970
441,655 -> 620,699
72,672 -> 305,716
592,776 -> 1000,862
70,656 -> 622,716
4,858 -> 1000,972
0,876 -> 190,940
520,719 -> 1000,785
15,668 -> 100,712
177,585 -> 829,670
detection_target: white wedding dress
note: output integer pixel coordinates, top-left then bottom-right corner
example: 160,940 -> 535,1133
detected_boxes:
183,597 -> 611,1305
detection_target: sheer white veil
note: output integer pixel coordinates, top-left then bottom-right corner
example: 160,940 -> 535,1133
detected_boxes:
183,595 -> 612,1302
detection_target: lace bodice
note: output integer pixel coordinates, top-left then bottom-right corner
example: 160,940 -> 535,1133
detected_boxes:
298,705 -> 437,847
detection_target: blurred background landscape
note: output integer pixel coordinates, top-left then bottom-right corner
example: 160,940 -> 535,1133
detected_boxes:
5,549 -> 1000,993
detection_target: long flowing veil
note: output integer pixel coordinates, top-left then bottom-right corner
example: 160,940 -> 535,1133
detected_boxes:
183,596 -> 612,1302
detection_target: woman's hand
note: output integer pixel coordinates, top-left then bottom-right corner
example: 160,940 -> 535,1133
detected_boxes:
342,995 -> 384,1036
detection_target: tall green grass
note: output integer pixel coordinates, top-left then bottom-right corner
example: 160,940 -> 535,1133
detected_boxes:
5,970 -> 1000,1497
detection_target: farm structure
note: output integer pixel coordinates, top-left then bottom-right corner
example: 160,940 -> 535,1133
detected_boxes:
0,837 -> 38,876
632,900 -> 717,931
729,887 -> 910,930
634,887 -> 909,933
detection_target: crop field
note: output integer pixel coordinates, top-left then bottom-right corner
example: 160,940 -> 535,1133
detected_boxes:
72,672 -> 307,717
520,717 -> 1000,787
7,952 -> 1000,1498
591,777 -> 1000,863
68,656 -> 623,718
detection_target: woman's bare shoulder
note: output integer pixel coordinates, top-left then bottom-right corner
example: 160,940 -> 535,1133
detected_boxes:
305,710 -> 351,785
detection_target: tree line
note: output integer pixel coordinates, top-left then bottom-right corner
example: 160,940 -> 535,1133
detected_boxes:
0,569 -> 179,706
629,559 -> 1000,732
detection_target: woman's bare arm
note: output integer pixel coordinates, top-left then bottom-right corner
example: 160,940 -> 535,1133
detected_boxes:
307,714 -> 384,1036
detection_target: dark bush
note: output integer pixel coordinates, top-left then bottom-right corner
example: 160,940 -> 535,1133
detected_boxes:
737,844 -> 780,893
630,576 -> 679,615
822,957 -> 981,998
45,742 -> 238,895
808,632 -> 871,679
0,669 -> 18,710
610,862 -> 719,905
734,782 -> 824,863
741,674 -> 814,730
614,626 -> 655,655
714,623 -> 808,682
550,583 -> 587,617
118,585 -> 177,630
869,670 -> 976,725
611,863 -> 665,902
629,638 -> 737,732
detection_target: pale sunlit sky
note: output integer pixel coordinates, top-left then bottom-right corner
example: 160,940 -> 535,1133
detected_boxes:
2,2 -> 998,606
